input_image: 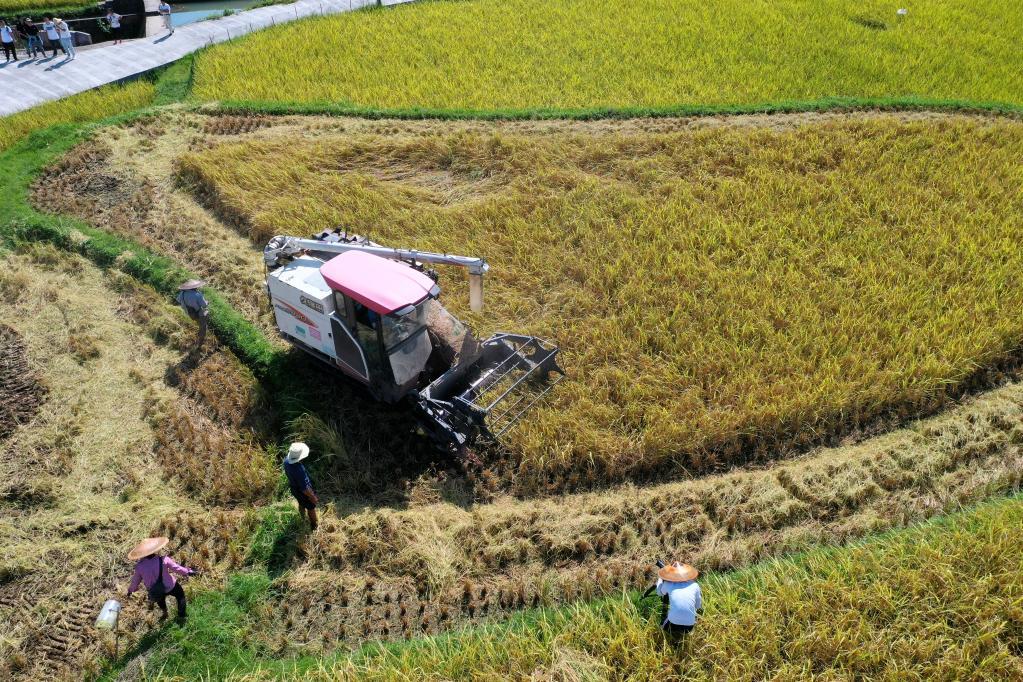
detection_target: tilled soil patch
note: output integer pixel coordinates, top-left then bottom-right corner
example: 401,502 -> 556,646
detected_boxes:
0,325 -> 45,441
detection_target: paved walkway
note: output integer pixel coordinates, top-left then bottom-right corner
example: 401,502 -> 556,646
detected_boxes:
0,0 -> 414,117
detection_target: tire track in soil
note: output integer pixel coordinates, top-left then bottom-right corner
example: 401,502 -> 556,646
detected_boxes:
0,325 -> 46,442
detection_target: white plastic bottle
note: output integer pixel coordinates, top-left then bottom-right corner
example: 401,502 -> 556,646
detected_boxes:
96,599 -> 121,630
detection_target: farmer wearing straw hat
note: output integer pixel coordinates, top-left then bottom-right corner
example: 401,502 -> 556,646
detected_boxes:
283,442 -> 319,530
126,537 -> 196,621
175,279 -> 209,349
656,562 -> 702,640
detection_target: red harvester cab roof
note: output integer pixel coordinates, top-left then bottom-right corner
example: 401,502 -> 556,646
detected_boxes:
319,251 -> 438,315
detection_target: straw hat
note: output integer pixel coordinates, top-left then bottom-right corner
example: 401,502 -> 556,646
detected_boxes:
178,279 -> 205,291
658,562 -> 698,583
285,442 -> 310,464
128,537 -> 169,561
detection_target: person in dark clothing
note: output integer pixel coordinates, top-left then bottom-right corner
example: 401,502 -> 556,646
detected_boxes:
283,442 -> 318,530
17,18 -> 41,58
126,537 -> 196,621
175,279 -> 209,349
104,9 -> 123,44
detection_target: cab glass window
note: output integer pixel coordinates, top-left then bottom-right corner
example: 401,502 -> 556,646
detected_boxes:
382,304 -> 428,350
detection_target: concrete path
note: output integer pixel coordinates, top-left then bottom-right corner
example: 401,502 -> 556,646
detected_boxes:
0,0 -> 415,117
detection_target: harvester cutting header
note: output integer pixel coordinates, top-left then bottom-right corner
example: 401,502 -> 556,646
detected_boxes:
264,230 -> 564,454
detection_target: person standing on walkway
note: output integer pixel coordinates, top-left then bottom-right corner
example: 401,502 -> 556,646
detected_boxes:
42,16 -> 64,58
158,1 -> 174,35
126,537 -> 197,622
105,8 -> 123,44
283,442 -> 319,531
55,17 -> 75,59
656,562 -> 702,642
175,279 -> 209,349
17,18 -> 42,59
0,21 -> 17,62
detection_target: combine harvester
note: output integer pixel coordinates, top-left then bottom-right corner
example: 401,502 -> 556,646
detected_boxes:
264,231 -> 564,456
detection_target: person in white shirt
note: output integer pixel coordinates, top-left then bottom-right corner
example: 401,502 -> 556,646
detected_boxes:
655,562 -> 702,641
0,20 -> 17,62
158,2 -> 174,35
105,9 -> 123,44
55,18 -> 74,59
42,15 -> 65,58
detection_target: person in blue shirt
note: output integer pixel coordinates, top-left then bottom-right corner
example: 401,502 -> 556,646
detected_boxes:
175,279 -> 209,350
283,442 -> 318,530
655,562 -> 702,641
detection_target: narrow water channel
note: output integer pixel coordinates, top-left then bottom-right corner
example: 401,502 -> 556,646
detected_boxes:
169,0 -> 256,27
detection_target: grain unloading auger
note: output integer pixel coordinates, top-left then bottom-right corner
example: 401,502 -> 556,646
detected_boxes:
263,230 -> 565,455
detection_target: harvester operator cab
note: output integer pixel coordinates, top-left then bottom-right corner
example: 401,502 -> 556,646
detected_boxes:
319,251 -> 440,401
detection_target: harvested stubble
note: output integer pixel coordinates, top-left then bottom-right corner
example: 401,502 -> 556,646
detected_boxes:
153,509 -> 259,574
179,114 -> 1023,488
201,114 -> 274,137
106,267 -> 279,505
32,130 -> 276,335
0,325 -> 46,441
227,496 -> 1023,681
0,252 -> 202,680
192,0 -> 1023,111
150,397 -> 277,506
0,249 -> 274,680
169,349 -> 275,437
251,376 -> 1023,652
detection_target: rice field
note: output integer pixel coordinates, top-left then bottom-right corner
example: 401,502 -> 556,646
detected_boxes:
7,5 -> 1023,669
0,0 -> 90,13
0,248 -> 281,678
191,0 -> 1023,111
220,495 -> 1023,681
0,80 -> 154,152
177,113 -> 1023,487
192,376 -> 1023,658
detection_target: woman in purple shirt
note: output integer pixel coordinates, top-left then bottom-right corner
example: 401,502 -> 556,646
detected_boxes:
126,536 -> 195,621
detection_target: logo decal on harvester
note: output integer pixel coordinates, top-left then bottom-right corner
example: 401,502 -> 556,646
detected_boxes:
299,296 -> 325,314
274,301 -> 319,328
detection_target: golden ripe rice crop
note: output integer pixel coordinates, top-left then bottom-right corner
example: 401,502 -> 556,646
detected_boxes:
0,81 -> 154,152
192,0 -> 1023,110
179,115 -> 1023,484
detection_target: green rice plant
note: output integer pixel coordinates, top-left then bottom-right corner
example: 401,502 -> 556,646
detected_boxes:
0,0 -> 94,15
177,115 -> 1023,484
192,0 -> 1023,112
0,81 -> 154,152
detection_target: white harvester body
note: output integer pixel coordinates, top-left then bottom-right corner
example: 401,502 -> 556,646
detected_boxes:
264,230 -> 564,451
267,255 -> 335,359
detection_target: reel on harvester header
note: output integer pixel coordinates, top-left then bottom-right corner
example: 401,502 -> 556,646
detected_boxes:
263,229 -> 565,455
